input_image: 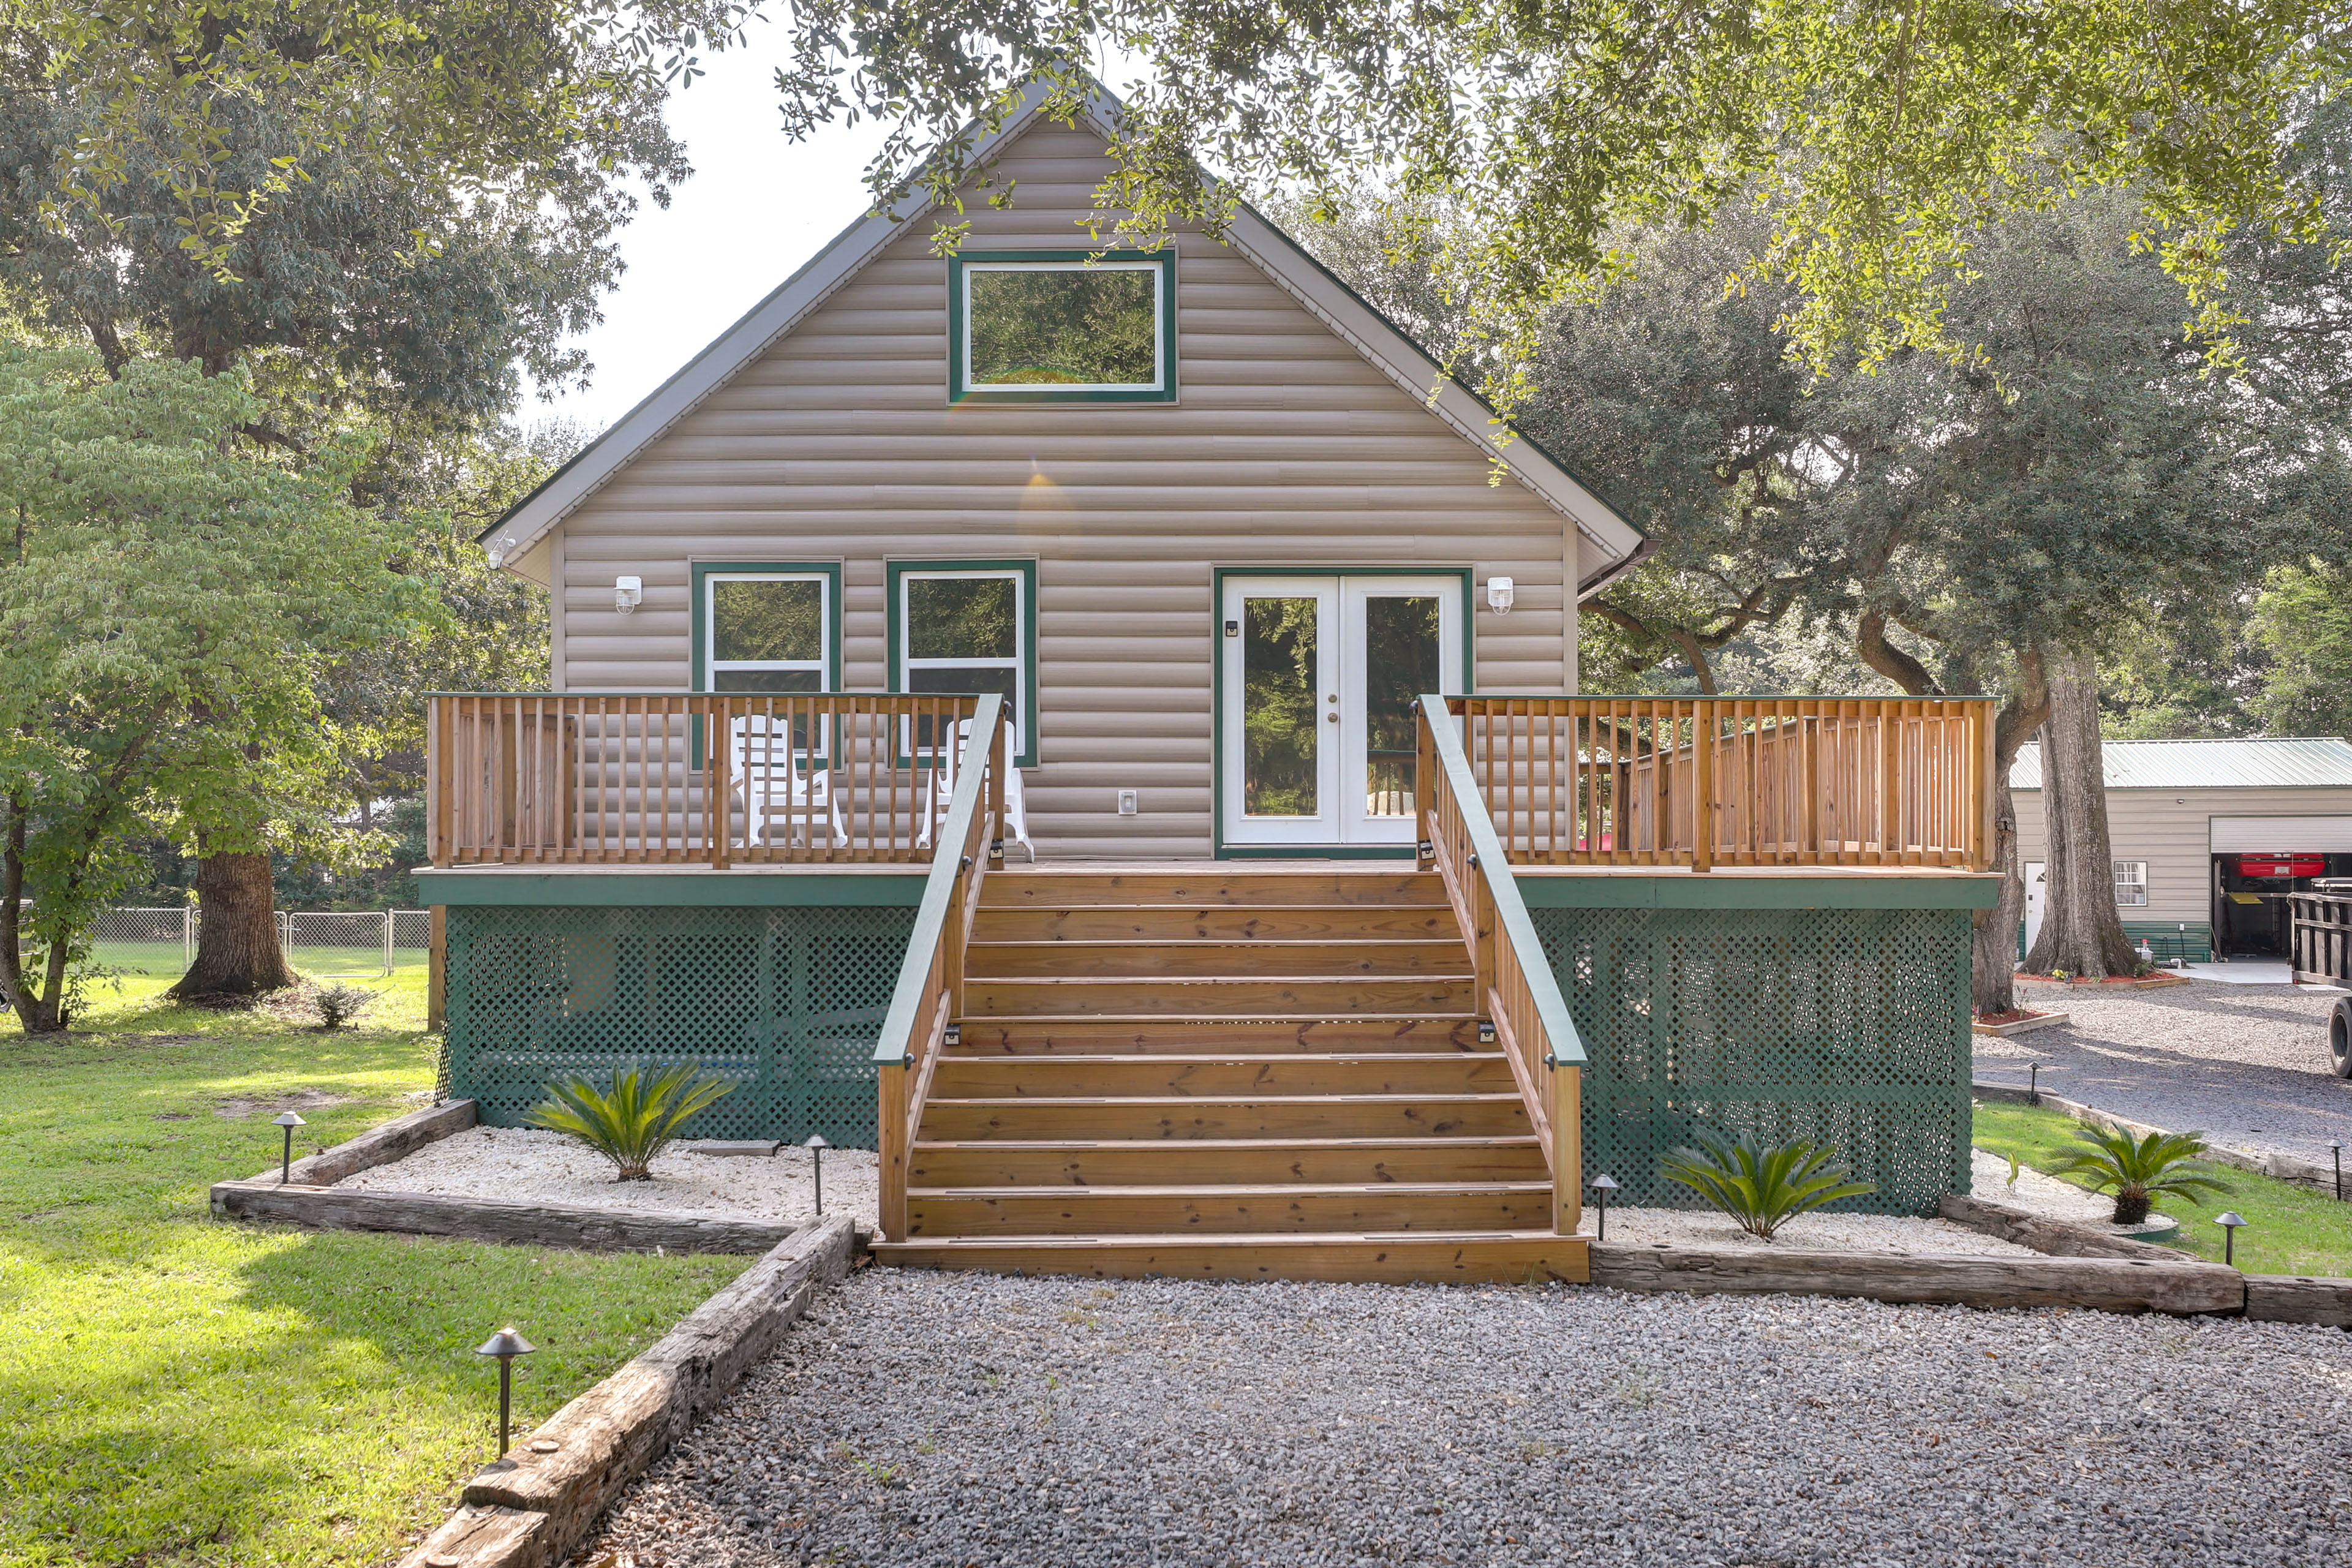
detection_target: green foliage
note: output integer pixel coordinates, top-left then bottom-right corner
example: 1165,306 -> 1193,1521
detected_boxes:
2247,558 -> 2352,739
1659,1129 -> 1878,1242
310,983 -> 379,1030
12,0 -> 712,275
0,344 -> 420,1032
771,6 -> 2331,405
526,1061 -> 738,1181
1975,1100 -> 2352,1276
2049,1125 -> 2232,1227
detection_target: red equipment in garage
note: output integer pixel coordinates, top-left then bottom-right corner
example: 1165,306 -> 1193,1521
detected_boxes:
2236,854 -> 2327,879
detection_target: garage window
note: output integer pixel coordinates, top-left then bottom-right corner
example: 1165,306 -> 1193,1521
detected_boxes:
2113,861 -> 2149,907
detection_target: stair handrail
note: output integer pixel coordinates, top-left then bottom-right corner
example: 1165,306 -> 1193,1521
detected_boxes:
1418,695 -> 1588,1236
872,692 -> 1008,1243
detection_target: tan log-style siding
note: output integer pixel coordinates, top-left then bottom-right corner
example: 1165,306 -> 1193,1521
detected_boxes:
2011,786 -> 2352,924
552,123 -> 1583,858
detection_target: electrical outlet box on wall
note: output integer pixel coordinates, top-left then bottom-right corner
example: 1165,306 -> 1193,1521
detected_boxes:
1117,790 -> 1139,816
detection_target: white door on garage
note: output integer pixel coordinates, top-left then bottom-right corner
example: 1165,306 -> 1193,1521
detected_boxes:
2211,816 -> 2352,852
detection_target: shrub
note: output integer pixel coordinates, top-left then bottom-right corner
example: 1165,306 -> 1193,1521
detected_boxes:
2049,1124 -> 2230,1226
1660,1129 -> 1878,1242
524,1062 -> 736,1182
310,983 -> 377,1030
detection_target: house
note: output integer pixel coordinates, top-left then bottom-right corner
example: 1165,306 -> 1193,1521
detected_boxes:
2011,737 -> 2352,963
415,78 -> 2003,1283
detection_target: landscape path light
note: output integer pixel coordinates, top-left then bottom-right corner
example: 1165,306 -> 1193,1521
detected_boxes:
274,1110 -> 306,1185
474,1327 -> 536,1458
2215,1212 -> 2248,1267
805,1133 -> 831,1214
1588,1174 -> 1620,1242
2332,1142 -> 2343,1203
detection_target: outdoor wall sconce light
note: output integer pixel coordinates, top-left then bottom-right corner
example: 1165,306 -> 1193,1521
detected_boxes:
485,534 -> 516,569
1589,1173 -> 1620,1241
274,1110 -> 306,1185
1485,576 -> 1515,614
2216,1211 -> 2247,1267
474,1326 -> 536,1457
805,1133 -> 831,1214
614,576 -> 643,615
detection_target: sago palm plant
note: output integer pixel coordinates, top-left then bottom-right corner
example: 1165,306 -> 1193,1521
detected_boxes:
525,1061 -> 737,1181
1660,1129 -> 1878,1242
2049,1125 -> 2230,1226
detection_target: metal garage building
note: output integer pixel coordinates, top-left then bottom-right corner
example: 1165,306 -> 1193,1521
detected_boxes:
2010,737 -> 2352,963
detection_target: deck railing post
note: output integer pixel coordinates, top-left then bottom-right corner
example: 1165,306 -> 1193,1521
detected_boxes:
878,1058 -> 908,1242
1553,1062 -> 1581,1236
989,704 -> 1008,865
1691,704 -> 1714,872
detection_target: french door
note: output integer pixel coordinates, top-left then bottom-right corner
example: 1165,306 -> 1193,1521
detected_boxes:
1218,575 -> 1463,848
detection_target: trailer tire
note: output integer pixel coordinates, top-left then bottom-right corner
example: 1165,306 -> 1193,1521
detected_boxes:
2334,998 -> 2352,1079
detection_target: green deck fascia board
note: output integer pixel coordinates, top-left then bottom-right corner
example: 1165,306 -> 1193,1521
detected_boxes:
1515,872 -> 2003,911
414,870 -> 927,908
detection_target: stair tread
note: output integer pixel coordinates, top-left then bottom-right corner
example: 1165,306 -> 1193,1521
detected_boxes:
967,937 -> 1455,948
878,1229 -> 1576,1246
912,1181 -> 1550,1197
934,1051 -> 1508,1065
967,1013 -> 1480,1024
927,1092 -> 1525,1106
914,1135 -> 1541,1149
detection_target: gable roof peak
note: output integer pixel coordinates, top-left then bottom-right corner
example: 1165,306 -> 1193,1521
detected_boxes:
484,75 -> 1649,591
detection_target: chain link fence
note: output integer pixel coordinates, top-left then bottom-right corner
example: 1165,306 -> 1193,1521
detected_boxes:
57,907 -> 432,980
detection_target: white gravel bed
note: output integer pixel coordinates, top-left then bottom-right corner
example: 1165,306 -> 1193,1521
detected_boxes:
1599,1203 -> 2037,1256
573,1269 -> 2352,1568
1972,984 -> 2352,1165
337,1125 -> 878,1225
1969,1147 -> 2119,1225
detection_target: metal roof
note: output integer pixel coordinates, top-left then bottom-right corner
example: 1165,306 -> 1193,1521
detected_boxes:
2010,737 -> 2352,791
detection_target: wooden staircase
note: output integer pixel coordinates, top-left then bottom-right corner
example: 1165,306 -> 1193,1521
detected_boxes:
870,868 -> 1591,1284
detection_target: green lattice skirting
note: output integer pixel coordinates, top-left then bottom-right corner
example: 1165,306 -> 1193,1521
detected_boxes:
444,905 -> 915,1145
1534,906 -> 1973,1216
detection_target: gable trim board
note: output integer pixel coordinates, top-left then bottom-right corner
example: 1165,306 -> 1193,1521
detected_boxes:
481,77 -> 1648,595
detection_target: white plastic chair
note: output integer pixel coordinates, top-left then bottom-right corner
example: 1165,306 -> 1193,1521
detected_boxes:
916,717 -> 1033,861
731,717 -> 846,848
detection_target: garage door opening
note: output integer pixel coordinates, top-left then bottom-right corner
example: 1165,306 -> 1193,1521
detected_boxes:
2211,816 -> 2352,958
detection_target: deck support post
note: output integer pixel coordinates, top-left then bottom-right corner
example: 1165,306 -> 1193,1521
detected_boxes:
1552,1062 -> 1581,1236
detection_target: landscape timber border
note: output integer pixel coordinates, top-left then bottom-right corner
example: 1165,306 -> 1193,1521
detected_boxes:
394,1216 -> 858,1568
1971,1010 -> 2071,1038
207,1099 -> 839,1256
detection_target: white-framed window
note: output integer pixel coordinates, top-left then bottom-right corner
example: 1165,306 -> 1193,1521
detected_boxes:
889,561 -> 1036,767
2113,860 -> 2149,907
946,250 -> 1177,404
699,569 -> 835,692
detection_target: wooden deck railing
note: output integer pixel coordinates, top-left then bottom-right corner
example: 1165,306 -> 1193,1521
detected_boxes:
425,691 -> 1004,867
874,694 -> 1006,1243
1419,696 -> 1587,1235
1427,695 -> 1995,870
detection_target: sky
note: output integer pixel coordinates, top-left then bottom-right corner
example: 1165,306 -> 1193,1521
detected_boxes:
527,42 -> 893,437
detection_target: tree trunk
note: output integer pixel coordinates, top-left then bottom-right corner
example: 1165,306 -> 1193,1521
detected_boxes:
2021,647 -> 2141,981
1971,650 -> 2050,1016
0,793 -> 64,1034
170,851 -> 296,1001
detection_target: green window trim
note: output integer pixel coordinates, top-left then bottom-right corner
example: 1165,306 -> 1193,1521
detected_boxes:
689,561 -> 844,767
946,249 -> 1179,405
886,559 -> 1040,768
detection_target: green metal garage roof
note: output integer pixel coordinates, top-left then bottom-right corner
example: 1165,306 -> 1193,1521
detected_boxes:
2011,737 -> 2352,791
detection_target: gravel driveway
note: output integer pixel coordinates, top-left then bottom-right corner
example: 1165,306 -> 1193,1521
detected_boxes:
1973,983 -> 2352,1164
574,1269 -> 2352,1568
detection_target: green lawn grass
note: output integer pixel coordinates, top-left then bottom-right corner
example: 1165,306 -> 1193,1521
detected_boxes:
1,975 -> 752,1567
1973,1099 -> 2352,1278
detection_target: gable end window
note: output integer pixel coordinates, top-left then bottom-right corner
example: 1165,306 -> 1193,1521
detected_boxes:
889,561 -> 1038,767
947,250 -> 1177,404
693,565 -> 840,693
